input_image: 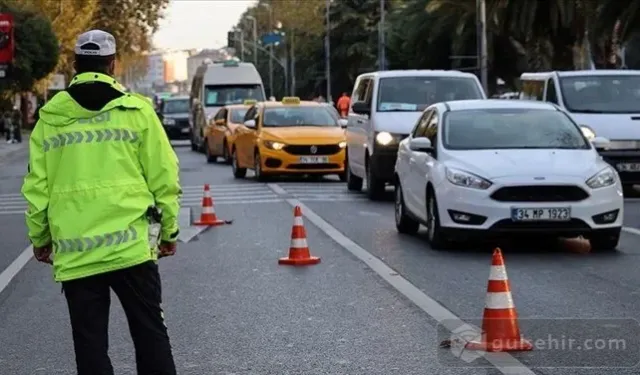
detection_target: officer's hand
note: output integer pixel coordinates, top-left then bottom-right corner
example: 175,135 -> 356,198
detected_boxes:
33,243 -> 53,265
158,241 -> 177,258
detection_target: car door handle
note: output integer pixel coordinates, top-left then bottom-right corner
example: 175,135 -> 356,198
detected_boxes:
356,119 -> 364,124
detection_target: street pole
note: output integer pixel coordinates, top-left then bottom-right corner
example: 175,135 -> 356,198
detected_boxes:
325,0 -> 332,103
291,32 -> 296,96
269,8 -> 274,98
379,0 -> 386,70
284,39 -> 289,97
248,16 -> 258,66
477,0 -> 488,94
240,30 -> 245,61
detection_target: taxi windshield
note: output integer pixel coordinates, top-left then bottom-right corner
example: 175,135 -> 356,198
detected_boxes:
262,106 -> 338,127
559,75 -> 640,113
162,99 -> 189,114
204,84 -> 264,106
377,76 -> 484,112
443,108 -> 590,150
230,109 -> 248,123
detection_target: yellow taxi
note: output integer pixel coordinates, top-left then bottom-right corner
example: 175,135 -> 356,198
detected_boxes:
231,97 -> 349,181
204,100 -> 257,163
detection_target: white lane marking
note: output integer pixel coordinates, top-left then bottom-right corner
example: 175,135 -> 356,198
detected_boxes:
267,183 -> 288,196
267,184 -> 536,375
622,227 -> 640,236
0,246 -> 33,295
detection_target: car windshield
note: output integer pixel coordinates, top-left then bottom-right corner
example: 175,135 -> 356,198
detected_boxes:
377,76 -> 484,112
443,108 -> 590,150
162,99 -> 189,114
230,109 -> 248,123
204,85 -> 264,106
262,106 -> 338,127
559,75 -> 640,113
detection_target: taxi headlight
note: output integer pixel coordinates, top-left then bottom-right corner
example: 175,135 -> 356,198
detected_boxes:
445,167 -> 492,190
586,167 -> 616,189
263,140 -> 285,150
163,118 -> 176,126
580,125 -> 596,140
376,131 -> 394,145
338,141 -> 347,148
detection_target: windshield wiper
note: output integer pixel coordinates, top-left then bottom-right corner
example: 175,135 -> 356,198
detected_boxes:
379,109 -> 417,112
571,109 -> 606,114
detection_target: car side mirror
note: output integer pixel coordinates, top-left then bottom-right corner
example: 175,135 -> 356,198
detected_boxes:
244,119 -> 256,128
591,136 -> 610,151
338,118 -> 348,128
409,137 -> 433,153
351,101 -> 370,116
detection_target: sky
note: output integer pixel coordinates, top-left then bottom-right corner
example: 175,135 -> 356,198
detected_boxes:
153,0 -> 257,50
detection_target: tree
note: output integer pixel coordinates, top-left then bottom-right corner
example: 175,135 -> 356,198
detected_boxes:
21,0 -> 99,80
0,1 -> 59,92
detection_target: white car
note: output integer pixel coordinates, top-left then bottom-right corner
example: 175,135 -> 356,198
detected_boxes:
393,99 -> 623,250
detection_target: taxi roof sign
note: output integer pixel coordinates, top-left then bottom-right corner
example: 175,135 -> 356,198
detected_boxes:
243,99 -> 257,105
281,96 -> 300,105
222,60 -> 239,67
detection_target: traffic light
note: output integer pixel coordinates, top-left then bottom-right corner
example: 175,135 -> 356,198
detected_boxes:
227,31 -> 236,49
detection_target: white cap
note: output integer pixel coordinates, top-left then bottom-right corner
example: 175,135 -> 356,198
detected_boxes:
74,30 -> 116,57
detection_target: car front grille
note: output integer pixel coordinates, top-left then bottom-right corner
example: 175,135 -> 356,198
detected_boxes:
283,145 -> 341,155
490,185 -> 589,202
175,119 -> 190,128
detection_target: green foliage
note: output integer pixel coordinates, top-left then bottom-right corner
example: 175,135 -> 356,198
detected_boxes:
0,1 -> 59,91
238,0 -> 640,97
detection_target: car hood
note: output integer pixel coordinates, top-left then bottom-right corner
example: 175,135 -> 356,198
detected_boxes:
261,126 -> 345,144
571,113 -> 640,140
447,149 -> 604,179
372,111 -> 423,134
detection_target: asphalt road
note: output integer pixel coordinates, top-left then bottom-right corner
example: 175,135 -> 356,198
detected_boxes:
2,142 -> 640,374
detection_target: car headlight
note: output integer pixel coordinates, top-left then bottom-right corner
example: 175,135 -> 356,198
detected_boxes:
338,141 -> 347,148
376,131 -> 394,145
163,118 -> 176,126
263,140 -> 285,150
580,125 -> 596,140
445,167 -> 492,190
586,167 -> 616,189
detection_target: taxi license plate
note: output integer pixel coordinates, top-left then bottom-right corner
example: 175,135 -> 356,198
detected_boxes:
617,163 -> 640,172
299,156 -> 328,164
511,207 -> 571,222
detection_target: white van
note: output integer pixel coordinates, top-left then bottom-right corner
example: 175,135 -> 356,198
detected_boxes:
519,70 -> 640,191
189,60 -> 266,152
345,70 -> 487,200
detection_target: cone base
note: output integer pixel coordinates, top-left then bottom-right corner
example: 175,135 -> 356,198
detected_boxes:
465,338 -> 533,352
194,219 -> 226,226
278,256 -> 321,266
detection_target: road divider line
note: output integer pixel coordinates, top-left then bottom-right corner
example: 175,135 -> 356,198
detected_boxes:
622,227 -> 640,236
267,183 -> 288,196
0,246 -> 33,295
266,183 -> 535,375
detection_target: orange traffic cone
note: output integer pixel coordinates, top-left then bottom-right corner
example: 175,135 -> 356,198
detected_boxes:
193,184 -> 227,226
465,248 -> 533,352
278,206 -> 321,266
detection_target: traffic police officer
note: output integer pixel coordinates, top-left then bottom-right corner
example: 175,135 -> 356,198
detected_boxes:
21,30 -> 181,374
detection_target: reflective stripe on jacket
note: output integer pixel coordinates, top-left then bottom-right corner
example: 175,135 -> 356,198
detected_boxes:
21,72 -> 181,282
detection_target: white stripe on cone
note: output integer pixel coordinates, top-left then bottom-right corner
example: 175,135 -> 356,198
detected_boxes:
489,265 -> 508,281
203,192 -> 211,198
202,206 -> 214,214
290,238 -> 308,249
293,216 -> 304,226
485,291 -> 515,309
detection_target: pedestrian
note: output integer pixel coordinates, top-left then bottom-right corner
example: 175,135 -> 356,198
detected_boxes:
336,92 -> 351,117
10,105 -> 22,143
21,29 -> 181,375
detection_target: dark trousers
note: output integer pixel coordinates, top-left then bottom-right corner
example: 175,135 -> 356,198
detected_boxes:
62,261 -> 177,375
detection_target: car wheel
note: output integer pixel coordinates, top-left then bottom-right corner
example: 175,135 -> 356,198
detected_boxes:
254,152 -> 268,182
589,229 -> 620,252
222,141 -> 231,164
232,149 -> 246,178
426,192 -> 450,249
366,158 -> 385,200
623,185 -> 637,197
395,182 -> 420,234
204,139 -> 216,163
346,161 -> 363,191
